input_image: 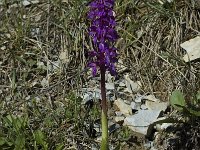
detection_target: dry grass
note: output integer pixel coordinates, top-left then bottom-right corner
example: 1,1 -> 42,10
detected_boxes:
116,0 -> 200,102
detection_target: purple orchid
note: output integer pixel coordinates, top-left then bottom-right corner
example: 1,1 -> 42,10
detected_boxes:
87,1 -> 119,149
88,0 -> 119,76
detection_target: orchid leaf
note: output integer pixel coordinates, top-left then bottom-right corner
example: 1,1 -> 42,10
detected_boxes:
170,90 -> 186,111
188,108 -> 200,117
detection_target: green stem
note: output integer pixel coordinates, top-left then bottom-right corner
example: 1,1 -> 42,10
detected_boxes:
100,66 -> 109,150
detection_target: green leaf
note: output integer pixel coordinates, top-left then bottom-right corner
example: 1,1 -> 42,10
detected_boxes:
188,108 -> 200,117
56,143 -> 64,150
14,118 -> 22,132
15,135 -> 25,150
0,137 -> 6,146
34,130 -> 45,145
6,115 -> 14,123
152,117 -> 183,124
3,115 -> 14,127
170,90 -> 186,111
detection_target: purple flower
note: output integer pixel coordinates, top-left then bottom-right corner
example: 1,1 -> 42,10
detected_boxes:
87,0 -> 119,76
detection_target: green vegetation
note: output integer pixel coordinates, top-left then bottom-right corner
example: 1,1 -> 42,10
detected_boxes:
170,90 -> 200,117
